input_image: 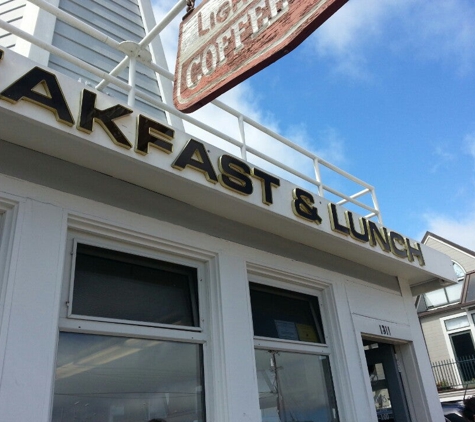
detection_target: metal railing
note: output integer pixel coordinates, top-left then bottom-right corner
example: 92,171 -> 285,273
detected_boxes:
0,0 -> 382,222
433,357 -> 475,391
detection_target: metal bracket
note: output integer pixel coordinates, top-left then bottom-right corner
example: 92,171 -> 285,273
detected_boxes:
118,41 -> 152,62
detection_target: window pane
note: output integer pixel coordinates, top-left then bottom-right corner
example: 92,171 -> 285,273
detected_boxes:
250,284 -> 324,343
72,244 -> 198,327
51,332 -> 205,422
255,350 -> 339,422
445,315 -> 470,331
446,282 -> 464,304
466,274 -> 475,302
424,289 -> 448,308
453,261 -> 466,281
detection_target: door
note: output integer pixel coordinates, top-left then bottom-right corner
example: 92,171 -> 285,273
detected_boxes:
364,340 -> 411,422
450,331 -> 475,382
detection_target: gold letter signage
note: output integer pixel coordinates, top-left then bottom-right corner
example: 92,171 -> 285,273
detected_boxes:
0,51 -> 425,268
174,0 -> 348,113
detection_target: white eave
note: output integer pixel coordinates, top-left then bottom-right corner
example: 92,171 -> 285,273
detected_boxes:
0,50 -> 456,294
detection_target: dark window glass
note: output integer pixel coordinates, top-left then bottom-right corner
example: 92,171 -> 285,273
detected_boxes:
451,331 -> 475,360
72,244 -> 199,327
250,283 -> 325,343
51,332 -> 205,422
450,331 -> 475,382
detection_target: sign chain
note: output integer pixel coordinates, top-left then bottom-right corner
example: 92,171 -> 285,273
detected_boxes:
186,0 -> 195,13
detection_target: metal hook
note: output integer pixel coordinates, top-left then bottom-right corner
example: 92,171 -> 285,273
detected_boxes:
186,0 -> 195,13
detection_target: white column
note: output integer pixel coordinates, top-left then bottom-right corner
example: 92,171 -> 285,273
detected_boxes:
15,0 -> 60,65
215,252 -> 261,422
399,278 -> 446,422
327,281 -> 377,422
0,198 -> 67,422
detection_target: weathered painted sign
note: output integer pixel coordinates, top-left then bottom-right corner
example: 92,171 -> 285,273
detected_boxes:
173,0 -> 348,113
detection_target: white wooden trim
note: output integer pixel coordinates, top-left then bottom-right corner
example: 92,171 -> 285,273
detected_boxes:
15,0 -> 59,64
0,198 -> 69,421
137,0 -> 185,130
59,215 -> 225,422
0,194 -> 24,389
246,262 -> 358,421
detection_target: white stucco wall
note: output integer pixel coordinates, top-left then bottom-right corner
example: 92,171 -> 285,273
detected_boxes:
0,167 -> 446,422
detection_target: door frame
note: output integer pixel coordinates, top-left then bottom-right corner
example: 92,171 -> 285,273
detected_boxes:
364,339 -> 412,422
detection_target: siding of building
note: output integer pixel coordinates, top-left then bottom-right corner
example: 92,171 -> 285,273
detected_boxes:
419,233 -> 475,374
420,313 -> 452,362
49,0 -> 166,120
0,0 -> 26,49
425,236 -> 475,273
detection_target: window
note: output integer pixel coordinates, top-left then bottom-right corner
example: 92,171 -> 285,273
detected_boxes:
421,261 -> 466,310
52,333 -> 203,422
445,315 -> 470,331
52,239 -> 207,422
250,283 -> 339,422
0,201 -> 17,322
250,284 -> 324,343
450,331 -> 475,382
0,211 -> 5,308
70,244 -> 199,327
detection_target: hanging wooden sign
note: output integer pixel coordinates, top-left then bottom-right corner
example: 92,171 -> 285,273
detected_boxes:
173,0 -> 348,113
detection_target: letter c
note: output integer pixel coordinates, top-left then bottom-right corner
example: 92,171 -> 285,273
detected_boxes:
186,56 -> 202,89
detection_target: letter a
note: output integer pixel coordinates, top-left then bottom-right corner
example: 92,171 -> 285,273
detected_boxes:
1,67 -> 74,126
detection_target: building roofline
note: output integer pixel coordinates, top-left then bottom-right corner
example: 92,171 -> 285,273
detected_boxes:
418,301 -> 464,318
422,231 -> 475,258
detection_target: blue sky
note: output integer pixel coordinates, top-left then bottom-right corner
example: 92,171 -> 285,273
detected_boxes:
154,0 -> 475,248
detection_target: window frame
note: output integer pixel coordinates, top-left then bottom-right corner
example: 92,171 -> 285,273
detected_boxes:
54,227 -> 214,422
249,271 -> 331,355
421,260 -> 466,310
66,239 -> 203,332
250,283 -> 329,356
59,232 -> 210,344
0,196 -> 23,337
248,268 -> 340,421
444,315 -> 470,331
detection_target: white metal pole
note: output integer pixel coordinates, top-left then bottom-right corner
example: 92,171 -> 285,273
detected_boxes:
128,57 -> 137,108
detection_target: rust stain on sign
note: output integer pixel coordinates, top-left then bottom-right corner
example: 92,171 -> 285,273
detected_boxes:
173,0 -> 348,113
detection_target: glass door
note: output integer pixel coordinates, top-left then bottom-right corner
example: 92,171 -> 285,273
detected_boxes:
363,340 -> 411,422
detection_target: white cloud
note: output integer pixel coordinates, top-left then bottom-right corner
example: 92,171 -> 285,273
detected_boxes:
404,1 -> 475,75
311,0 -> 475,78
430,144 -> 456,173
151,0 -> 183,70
422,207 -> 475,251
465,132 -> 475,160
311,0 -> 396,79
313,127 -> 347,166
418,130 -> 475,246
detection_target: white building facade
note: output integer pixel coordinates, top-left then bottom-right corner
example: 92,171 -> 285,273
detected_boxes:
418,232 -> 475,394
0,1 -> 457,421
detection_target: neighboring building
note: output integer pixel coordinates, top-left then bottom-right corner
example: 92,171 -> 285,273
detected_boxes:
418,232 -> 475,391
0,1 -> 457,422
